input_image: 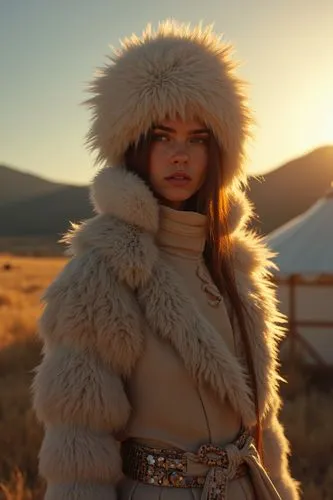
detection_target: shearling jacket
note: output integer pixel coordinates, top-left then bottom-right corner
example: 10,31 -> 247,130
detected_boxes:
32,166 -> 300,500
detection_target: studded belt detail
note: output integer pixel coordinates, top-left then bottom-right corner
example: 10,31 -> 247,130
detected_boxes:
121,430 -> 251,499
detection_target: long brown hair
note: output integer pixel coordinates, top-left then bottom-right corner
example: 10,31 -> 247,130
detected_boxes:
124,130 -> 263,457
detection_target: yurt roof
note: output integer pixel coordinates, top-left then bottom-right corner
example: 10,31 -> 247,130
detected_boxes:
267,184 -> 333,275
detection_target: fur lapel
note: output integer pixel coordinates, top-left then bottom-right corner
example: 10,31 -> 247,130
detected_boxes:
231,232 -> 286,419
64,167 -> 277,425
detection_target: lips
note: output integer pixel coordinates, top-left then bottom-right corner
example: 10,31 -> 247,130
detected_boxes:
165,173 -> 191,180
165,174 -> 192,188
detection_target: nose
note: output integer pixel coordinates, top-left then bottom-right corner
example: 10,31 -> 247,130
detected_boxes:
171,146 -> 189,167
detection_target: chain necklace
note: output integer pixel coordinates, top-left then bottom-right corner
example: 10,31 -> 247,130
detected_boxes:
195,260 -> 222,308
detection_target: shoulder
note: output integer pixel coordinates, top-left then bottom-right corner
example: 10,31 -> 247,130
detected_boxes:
231,229 -> 276,278
231,228 -> 286,342
42,248 -> 115,316
40,224 -> 146,376
227,187 -> 276,278
231,229 -> 281,313
60,213 -> 159,289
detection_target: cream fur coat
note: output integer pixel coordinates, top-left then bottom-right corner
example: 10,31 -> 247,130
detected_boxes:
32,166 -> 300,500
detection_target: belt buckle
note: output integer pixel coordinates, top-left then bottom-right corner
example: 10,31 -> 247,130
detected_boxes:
197,444 -> 228,468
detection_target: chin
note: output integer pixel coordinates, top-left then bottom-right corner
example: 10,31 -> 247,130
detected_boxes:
167,196 -> 190,202
161,191 -> 194,203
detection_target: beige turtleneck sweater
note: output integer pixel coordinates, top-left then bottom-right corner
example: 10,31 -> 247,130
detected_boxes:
157,205 -> 236,354
125,205 -> 241,451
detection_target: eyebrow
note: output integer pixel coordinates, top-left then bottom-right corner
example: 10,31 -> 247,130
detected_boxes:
152,124 -> 210,135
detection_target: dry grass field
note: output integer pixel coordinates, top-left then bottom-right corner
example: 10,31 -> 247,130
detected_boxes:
0,255 -> 66,499
0,254 -> 332,499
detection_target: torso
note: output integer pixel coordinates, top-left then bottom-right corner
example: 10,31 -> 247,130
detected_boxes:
122,205 -> 242,451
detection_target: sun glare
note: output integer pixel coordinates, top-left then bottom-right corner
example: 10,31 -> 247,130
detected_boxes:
310,105 -> 333,146
320,108 -> 333,143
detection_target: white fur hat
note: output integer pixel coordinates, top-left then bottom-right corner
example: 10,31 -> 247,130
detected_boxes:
85,20 -> 252,188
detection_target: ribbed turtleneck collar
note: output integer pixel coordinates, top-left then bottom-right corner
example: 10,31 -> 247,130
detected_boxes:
156,205 -> 207,259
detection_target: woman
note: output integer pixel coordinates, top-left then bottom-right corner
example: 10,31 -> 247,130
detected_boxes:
32,21 -> 300,499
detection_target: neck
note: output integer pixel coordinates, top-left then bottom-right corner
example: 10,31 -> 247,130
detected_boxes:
156,205 -> 207,259
157,196 -> 184,211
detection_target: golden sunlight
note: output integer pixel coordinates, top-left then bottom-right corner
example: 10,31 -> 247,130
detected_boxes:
319,106 -> 333,143
308,104 -> 333,146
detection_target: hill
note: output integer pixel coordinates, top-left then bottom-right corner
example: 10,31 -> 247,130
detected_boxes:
0,185 -> 92,236
247,146 -> 333,234
0,164 -> 64,206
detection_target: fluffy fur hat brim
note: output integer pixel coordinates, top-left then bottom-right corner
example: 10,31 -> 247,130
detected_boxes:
85,20 -> 252,189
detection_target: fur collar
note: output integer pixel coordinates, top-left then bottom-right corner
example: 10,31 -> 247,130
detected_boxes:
63,167 -> 281,426
90,166 -> 160,234
90,166 -> 252,235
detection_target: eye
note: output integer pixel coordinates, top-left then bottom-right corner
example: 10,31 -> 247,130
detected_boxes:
151,133 -> 169,142
190,136 -> 209,144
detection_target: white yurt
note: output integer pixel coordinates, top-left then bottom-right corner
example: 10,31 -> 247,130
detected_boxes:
267,184 -> 333,365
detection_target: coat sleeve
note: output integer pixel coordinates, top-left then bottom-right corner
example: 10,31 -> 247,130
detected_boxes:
32,251 -> 144,500
261,395 -> 301,500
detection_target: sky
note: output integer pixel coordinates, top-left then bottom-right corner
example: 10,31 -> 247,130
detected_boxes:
1,0 -> 333,186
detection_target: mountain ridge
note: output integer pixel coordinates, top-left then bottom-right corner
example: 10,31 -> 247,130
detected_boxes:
247,145 -> 333,234
0,164 -> 66,207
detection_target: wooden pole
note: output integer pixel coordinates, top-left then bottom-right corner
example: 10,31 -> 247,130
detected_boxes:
279,274 -> 329,366
289,274 -> 297,365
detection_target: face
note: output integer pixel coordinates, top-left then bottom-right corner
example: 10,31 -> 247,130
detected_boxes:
149,117 -> 209,210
